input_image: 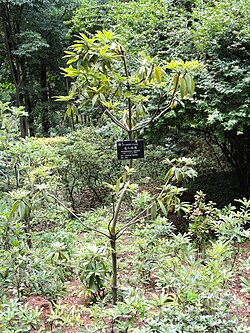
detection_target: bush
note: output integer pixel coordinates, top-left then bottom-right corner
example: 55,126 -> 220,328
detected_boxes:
57,126 -> 122,210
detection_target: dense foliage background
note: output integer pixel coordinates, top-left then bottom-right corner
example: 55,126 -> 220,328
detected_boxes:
0,0 -> 249,331
1,0 -> 249,197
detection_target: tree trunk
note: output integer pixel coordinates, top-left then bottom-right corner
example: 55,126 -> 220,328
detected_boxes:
220,127 -> 250,198
40,61 -> 50,136
110,237 -> 118,305
1,3 -> 29,138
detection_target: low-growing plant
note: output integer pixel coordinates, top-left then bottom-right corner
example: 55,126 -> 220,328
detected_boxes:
136,300 -> 247,333
187,194 -> 250,255
0,297 -> 43,332
239,255 -> 250,295
132,217 -> 175,283
188,191 -> 217,253
0,102 -> 26,191
57,126 -> 122,210
214,198 -> 250,243
47,301 -> 84,332
74,244 -> 111,303
154,236 -> 233,308
0,238 -> 75,302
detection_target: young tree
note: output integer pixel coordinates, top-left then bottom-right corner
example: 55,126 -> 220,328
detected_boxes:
56,30 -> 198,304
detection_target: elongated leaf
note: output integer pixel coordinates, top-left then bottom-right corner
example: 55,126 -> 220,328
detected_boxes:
154,66 -> 162,82
92,94 -> 99,106
185,73 -> 195,97
54,94 -> 74,102
151,201 -> 157,220
9,201 -> 20,218
115,177 -> 121,194
18,201 -> 26,219
65,104 -> 73,118
179,77 -> 187,98
158,200 -> 168,216
66,57 -> 79,65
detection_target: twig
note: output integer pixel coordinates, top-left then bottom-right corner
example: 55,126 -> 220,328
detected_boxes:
116,184 -> 167,237
105,109 -> 129,132
109,182 -> 129,236
46,191 -> 110,239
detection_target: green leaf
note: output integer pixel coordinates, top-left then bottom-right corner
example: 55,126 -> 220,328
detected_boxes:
64,104 -> 74,119
66,57 -> 79,65
151,201 -> 157,220
185,73 -> 195,97
179,77 -> 187,99
92,94 -> 99,106
18,201 -> 26,219
54,93 -> 74,102
60,66 -> 81,77
158,200 -> 168,216
11,239 -> 19,247
57,269 -> 65,282
154,66 -> 162,82
9,201 -> 20,218
115,177 -> 121,194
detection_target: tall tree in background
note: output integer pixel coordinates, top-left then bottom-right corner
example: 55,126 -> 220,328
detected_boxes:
184,0 -> 250,197
0,0 -> 30,137
0,0 -> 77,136
71,0 -> 250,197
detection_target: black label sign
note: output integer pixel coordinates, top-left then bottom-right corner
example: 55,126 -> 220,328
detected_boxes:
117,140 -> 144,160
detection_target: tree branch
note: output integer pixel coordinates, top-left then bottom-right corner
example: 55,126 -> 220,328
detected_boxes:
104,109 -> 129,132
109,182 -> 129,236
131,73 -> 180,132
116,183 -> 167,238
46,191 -> 110,239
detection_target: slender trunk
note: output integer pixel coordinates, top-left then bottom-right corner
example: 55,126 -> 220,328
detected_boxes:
40,61 -> 50,136
122,50 -> 134,172
26,94 -> 34,136
109,183 -> 129,304
24,214 -> 32,248
20,116 -> 29,138
14,163 -> 19,189
1,4 -> 28,137
71,112 -> 75,131
110,237 -> 118,304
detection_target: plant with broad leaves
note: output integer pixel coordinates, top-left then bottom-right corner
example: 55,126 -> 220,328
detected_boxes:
0,297 -> 43,332
74,244 -> 111,302
55,30 -> 199,306
47,301 -> 83,331
56,30 -> 199,138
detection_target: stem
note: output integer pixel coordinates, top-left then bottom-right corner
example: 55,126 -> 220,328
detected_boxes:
24,214 -> 32,248
231,242 -> 240,271
109,182 -> 129,304
14,162 -> 19,188
46,192 -> 110,238
110,183 -> 129,235
116,182 -> 168,238
131,72 -> 180,132
204,134 -> 226,173
121,48 -> 133,142
110,237 -> 118,304
105,109 -> 129,131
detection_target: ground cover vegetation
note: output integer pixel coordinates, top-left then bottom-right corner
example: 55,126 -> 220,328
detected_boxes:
0,0 -> 250,331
